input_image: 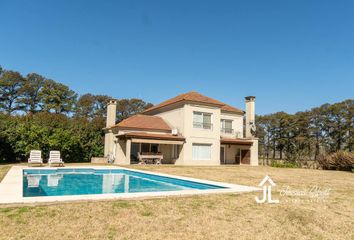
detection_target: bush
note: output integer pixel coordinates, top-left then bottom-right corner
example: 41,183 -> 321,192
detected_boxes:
271,161 -> 300,168
0,112 -> 104,163
317,151 -> 354,171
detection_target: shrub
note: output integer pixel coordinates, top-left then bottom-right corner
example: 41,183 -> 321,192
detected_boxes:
317,151 -> 354,171
271,161 -> 300,168
0,112 -> 104,163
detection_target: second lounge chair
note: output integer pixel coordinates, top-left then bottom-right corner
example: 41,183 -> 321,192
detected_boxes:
48,151 -> 65,167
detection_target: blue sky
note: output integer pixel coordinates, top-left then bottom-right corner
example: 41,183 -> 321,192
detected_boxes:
0,0 -> 353,115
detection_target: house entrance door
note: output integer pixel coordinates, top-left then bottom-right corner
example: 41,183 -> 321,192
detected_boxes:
241,150 -> 250,164
220,146 -> 225,164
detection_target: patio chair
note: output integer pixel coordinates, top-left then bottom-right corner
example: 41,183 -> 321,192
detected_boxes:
48,151 -> 64,167
28,150 -> 43,166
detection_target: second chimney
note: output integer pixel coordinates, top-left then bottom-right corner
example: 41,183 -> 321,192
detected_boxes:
245,96 -> 256,138
106,99 -> 117,128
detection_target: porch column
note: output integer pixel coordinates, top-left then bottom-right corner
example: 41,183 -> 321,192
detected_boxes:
125,139 -> 131,165
250,139 -> 259,166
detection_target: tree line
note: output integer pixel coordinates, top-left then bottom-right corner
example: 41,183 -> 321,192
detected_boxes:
1,66 -> 352,167
0,66 -> 152,162
256,99 -> 353,166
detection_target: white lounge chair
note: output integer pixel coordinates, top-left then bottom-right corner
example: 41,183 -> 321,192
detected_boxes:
28,150 -> 43,166
48,151 -> 64,167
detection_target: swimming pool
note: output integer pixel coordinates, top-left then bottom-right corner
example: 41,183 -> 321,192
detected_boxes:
23,168 -> 226,197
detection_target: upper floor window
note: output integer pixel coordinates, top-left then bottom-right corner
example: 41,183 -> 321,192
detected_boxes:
220,119 -> 233,134
193,111 -> 212,130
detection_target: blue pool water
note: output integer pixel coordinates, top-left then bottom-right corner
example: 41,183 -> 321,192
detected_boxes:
23,168 -> 226,197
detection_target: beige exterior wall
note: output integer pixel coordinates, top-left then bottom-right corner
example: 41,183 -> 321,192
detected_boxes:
220,112 -> 244,138
114,139 -> 130,165
104,130 -> 114,157
173,104 -> 221,165
106,99 -> 259,166
155,107 -> 185,133
250,139 -> 259,166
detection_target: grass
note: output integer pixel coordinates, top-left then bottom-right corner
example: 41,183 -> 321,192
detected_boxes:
0,165 -> 11,182
0,163 -> 354,240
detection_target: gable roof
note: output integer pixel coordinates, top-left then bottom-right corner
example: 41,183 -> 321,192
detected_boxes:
143,91 -> 243,114
114,114 -> 171,131
221,104 -> 244,114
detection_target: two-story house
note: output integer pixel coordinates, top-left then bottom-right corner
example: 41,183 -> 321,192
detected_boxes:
104,91 -> 258,165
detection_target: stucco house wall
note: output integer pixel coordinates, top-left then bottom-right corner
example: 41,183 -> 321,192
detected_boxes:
220,112 -> 244,138
103,92 -> 258,166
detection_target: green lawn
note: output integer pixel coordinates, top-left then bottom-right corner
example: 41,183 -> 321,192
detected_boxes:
0,164 -> 353,240
0,165 -> 11,182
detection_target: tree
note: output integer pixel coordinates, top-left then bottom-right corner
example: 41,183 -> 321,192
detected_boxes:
116,98 -> 153,122
75,94 -> 111,120
93,95 -> 111,119
19,73 -> 46,113
39,79 -> 77,114
75,93 -> 96,118
341,99 -> 354,151
0,70 -> 25,114
256,115 -> 271,165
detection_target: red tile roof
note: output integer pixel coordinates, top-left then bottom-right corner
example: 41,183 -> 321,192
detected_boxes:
114,115 -> 171,131
221,104 -> 244,114
119,132 -> 185,141
143,91 -> 243,114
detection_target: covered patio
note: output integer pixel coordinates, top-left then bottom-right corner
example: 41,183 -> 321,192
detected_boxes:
116,132 -> 185,165
220,138 -> 254,165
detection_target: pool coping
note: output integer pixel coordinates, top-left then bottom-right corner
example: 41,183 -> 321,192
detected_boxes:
0,165 -> 260,204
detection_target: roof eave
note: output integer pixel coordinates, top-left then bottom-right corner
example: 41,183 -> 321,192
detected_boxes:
221,110 -> 245,115
115,126 -> 171,132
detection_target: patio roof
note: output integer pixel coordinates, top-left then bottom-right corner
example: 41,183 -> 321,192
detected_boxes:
220,138 -> 253,146
118,132 -> 185,145
113,115 -> 172,132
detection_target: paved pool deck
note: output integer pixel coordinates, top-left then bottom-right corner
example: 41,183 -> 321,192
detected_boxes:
0,165 -> 260,204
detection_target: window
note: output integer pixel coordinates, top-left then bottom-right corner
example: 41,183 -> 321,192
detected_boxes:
141,143 -> 150,153
151,144 -> 159,153
172,145 -> 180,159
131,143 -> 140,163
192,144 -> 211,160
193,112 -> 212,130
141,143 -> 159,153
221,119 -> 233,134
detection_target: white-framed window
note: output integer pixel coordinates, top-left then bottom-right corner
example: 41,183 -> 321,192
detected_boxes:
220,119 -> 233,134
193,111 -> 212,130
192,143 -> 212,160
